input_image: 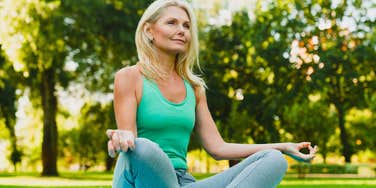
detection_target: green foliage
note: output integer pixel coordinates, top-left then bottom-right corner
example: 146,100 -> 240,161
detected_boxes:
0,0 -> 73,175
0,0 -> 153,174
290,163 -> 359,174
10,149 -> 22,165
60,101 -> 116,170
282,99 -> 337,162
286,0 -> 376,162
200,1 -> 318,144
0,47 -> 23,171
346,108 -> 376,152
61,0 -> 153,93
200,0 -> 375,162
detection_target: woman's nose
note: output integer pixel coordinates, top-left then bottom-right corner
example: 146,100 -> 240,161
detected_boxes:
177,25 -> 186,35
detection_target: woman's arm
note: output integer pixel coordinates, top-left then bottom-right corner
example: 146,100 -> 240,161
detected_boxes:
107,66 -> 140,157
194,89 -> 317,161
113,67 -> 139,135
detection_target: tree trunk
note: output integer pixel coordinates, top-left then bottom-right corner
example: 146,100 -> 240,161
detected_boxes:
1,82 -> 20,171
41,67 -> 59,176
5,115 -> 20,172
105,155 -> 114,172
336,104 -> 352,163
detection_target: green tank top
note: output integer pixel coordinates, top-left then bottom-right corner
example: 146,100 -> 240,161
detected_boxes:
136,76 -> 196,169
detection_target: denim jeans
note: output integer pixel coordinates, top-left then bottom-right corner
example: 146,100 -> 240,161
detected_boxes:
112,138 -> 287,188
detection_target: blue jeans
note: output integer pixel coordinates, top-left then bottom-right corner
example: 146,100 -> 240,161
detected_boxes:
112,138 -> 287,188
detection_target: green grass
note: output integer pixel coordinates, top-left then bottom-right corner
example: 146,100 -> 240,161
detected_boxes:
0,185 -> 111,188
0,172 -> 375,187
278,177 -> 376,188
0,171 -> 112,188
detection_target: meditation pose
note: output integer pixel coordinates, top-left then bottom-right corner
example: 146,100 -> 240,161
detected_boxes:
106,0 -> 318,187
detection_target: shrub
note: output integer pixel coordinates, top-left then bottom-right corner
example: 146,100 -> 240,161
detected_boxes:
290,163 -> 358,176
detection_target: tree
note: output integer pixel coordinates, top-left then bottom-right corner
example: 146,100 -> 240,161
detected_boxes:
200,0 -> 375,163
0,47 -> 22,171
283,99 -> 336,163
60,0 -> 154,93
346,108 -> 376,154
59,0 -> 153,170
0,0 -> 71,175
60,102 -> 116,171
200,8 -> 302,144
288,0 -> 376,162
0,0 -> 153,175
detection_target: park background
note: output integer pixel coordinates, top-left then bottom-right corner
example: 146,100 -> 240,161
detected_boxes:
0,0 -> 375,187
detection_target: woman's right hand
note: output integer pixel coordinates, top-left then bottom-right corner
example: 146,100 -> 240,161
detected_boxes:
282,142 -> 318,162
106,129 -> 135,158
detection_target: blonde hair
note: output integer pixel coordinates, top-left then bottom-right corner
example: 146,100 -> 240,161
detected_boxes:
135,0 -> 206,90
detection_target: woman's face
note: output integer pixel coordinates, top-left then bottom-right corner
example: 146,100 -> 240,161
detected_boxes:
148,6 -> 191,55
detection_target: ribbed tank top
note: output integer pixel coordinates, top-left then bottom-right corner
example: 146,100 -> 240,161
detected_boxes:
136,76 -> 196,169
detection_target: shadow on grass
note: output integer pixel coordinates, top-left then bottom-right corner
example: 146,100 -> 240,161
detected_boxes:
0,172 -> 40,177
0,186 -> 111,188
59,172 -> 113,181
0,171 -> 113,181
283,177 -> 376,181
278,185 -> 376,188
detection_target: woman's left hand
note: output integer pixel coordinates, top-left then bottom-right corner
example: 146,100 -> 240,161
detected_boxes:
283,142 -> 318,162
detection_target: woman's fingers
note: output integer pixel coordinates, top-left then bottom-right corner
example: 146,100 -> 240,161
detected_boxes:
312,145 -> 318,154
119,138 -> 129,152
106,129 -> 136,157
118,130 -> 135,151
304,144 -> 318,160
108,140 -> 116,158
298,142 -> 311,149
106,129 -> 115,139
285,142 -> 318,162
127,139 -> 135,151
112,132 -> 121,152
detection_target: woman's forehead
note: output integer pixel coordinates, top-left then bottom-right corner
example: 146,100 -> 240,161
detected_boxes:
159,6 -> 190,22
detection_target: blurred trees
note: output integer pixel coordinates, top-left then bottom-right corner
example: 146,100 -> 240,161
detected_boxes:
0,48 -> 22,171
60,102 -> 116,171
289,0 -> 376,162
59,0 -> 153,92
201,4 -> 300,145
0,0 -> 152,175
283,99 -> 337,163
0,0 -> 72,176
201,0 -> 375,163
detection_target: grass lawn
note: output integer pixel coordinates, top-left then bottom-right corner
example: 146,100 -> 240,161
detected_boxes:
278,177 -> 376,188
0,172 -> 375,187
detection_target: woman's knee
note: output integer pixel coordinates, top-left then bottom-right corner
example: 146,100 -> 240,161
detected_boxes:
128,138 -> 162,161
265,149 -> 288,172
134,137 -> 158,148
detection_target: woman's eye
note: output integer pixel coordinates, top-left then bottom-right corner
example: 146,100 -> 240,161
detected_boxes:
184,24 -> 190,29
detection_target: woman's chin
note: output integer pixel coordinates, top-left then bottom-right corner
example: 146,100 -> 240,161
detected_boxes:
169,48 -> 187,55
158,46 -> 187,55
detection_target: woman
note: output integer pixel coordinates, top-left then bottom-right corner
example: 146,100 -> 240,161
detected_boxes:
106,0 -> 318,187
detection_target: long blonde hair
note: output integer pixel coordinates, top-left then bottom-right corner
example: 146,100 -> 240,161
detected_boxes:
135,0 -> 206,90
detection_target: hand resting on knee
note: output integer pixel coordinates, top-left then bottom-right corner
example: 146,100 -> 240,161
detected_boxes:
106,129 -> 135,158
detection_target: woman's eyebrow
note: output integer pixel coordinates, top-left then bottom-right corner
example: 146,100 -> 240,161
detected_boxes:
165,16 -> 190,23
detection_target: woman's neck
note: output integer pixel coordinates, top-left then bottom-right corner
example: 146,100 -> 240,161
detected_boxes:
156,49 -> 178,78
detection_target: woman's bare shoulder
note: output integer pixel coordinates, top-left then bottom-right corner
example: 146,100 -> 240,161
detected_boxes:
116,65 -> 141,78
114,64 -> 142,89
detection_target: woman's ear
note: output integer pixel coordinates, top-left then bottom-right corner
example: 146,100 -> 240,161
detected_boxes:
144,23 -> 154,41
